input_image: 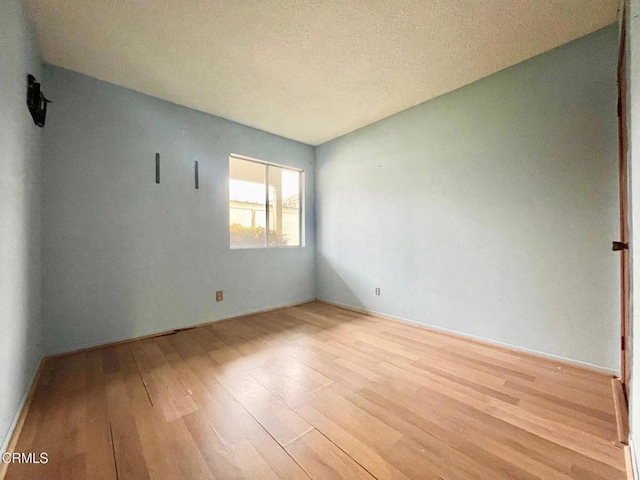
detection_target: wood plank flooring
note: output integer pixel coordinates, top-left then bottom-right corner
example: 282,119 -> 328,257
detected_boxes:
4,302 -> 625,480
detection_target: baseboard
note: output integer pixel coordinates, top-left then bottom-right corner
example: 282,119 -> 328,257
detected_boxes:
47,299 -> 316,358
612,377 -> 630,445
0,355 -> 45,480
316,298 -> 618,377
2,300 -> 318,478
628,438 -> 638,480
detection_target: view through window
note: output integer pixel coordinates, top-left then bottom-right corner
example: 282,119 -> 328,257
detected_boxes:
229,156 -> 302,248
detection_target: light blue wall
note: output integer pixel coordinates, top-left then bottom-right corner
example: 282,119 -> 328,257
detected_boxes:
0,0 -> 43,453
316,25 -> 620,372
41,66 -> 316,355
3,13 -> 622,451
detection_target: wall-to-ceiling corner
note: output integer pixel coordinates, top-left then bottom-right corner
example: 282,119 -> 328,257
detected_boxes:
0,0 -> 44,453
315,24 -> 621,373
0,0 -> 627,467
40,67 -> 316,355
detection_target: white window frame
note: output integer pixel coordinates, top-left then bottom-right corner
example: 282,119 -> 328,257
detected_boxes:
229,154 -> 305,249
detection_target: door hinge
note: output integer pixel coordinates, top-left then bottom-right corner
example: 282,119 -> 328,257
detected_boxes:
622,336 -> 626,351
613,241 -> 629,251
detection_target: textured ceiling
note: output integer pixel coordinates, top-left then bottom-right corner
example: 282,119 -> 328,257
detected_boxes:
26,0 -> 618,145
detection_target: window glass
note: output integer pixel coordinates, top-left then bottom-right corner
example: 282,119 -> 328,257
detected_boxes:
229,156 -> 302,248
229,157 -> 267,248
268,166 -> 301,246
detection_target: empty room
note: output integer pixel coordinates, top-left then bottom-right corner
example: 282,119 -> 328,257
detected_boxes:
4,0 -> 640,479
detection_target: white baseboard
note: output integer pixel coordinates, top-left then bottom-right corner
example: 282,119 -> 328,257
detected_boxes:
317,298 -> 618,376
0,354 -> 43,454
629,438 -> 638,480
46,298 -> 317,357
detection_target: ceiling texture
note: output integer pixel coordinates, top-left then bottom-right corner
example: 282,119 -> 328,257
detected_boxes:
26,0 -> 618,145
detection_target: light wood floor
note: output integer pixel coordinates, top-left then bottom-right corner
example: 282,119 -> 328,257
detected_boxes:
5,302 -> 625,480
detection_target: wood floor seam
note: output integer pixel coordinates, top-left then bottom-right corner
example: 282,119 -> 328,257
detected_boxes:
213,368 -> 316,477
108,422 -> 120,480
302,426 -> 381,480
3,302 -> 626,480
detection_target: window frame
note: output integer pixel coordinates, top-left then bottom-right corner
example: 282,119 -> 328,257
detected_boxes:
229,154 -> 304,250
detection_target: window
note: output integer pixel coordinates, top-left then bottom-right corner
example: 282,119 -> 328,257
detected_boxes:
229,155 -> 303,248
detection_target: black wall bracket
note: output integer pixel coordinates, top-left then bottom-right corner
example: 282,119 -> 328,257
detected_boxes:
27,74 -> 51,128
